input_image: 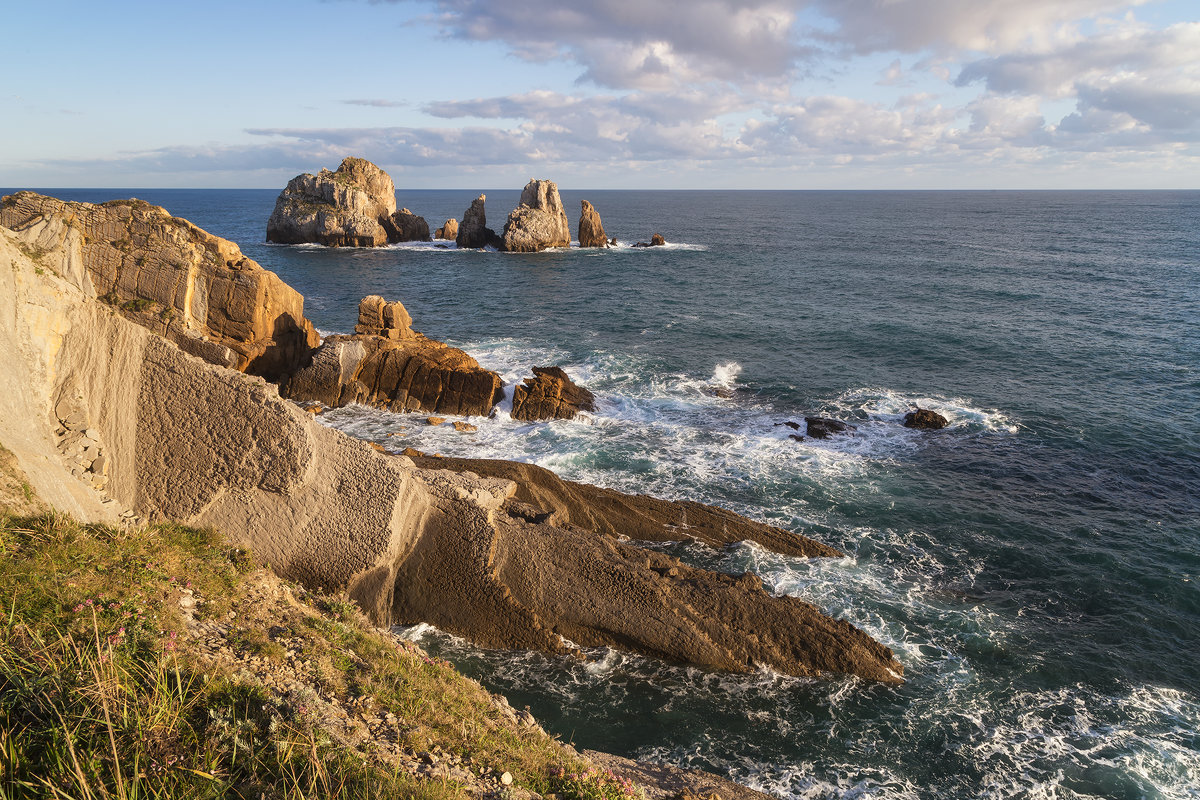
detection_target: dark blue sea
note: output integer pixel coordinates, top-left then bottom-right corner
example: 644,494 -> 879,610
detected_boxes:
15,187 -> 1200,799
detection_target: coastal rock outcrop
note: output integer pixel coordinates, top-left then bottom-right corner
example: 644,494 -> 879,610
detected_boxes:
455,195 -> 500,249
805,417 -> 857,439
511,366 -> 596,421
500,179 -> 571,252
386,208 -> 431,243
435,219 -> 458,240
0,191 -> 318,380
267,157 -> 399,247
0,199 -> 904,685
282,296 -> 503,416
634,234 -> 667,248
577,200 -> 609,248
904,407 -> 949,429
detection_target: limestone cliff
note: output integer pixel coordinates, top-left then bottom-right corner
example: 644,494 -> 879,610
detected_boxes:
1,192 -> 318,380
0,204 -> 903,684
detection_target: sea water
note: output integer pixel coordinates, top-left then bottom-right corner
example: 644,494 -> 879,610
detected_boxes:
17,187 -> 1200,799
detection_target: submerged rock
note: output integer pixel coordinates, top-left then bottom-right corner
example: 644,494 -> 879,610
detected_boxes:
904,407 -> 949,429
500,179 -> 571,252
805,417 -> 857,439
577,200 -> 609,248
267,157 -> 398,247
455,195 -> 500,249
511,366 -> 596,421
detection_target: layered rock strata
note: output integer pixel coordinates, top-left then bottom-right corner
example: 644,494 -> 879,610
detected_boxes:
1,192 -> 318,380
0,202 -> 904,685
577,200 -> 609,248
511,366 -> 596,421
456,195 -> 500,249
282,296 -> 503,416
267,157 -> 398,247
500,179 -> 571,252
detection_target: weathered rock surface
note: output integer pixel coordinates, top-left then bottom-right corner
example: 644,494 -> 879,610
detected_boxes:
267,157 -> 399,247
511,366 -> 596,421
455,195 -> 500,249
434,219 -> 458,240
0,191 -> 318,380
634,234 -> 667,248
805,417 -> 857,439
282,296 -> 503,416
904,407 -> 949,429
584,751 -> 775,800
500,179 -> 571,252
577,200 -> 608,248
407,454 -> 842,558
0,202 -> 904,685
387,208 -> 431,243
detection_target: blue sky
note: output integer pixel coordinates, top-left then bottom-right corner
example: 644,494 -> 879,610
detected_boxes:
3,0 -> 1198,188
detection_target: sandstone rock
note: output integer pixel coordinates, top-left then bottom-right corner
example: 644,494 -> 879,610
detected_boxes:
452,421 -> 477,432
511,366 -> 596,421
805,417 -> 857,439
283,297 -> 504,417
456,195 -> 499,249
500,179 -> 571,252
577,200 -> 608,248
355,295 -> 414,340
903,407 -> 949,429
266,157 -> 398,247
434,219 -> 458,240
427,417 -> 446,426
387,208 -> 431,243
0,192 -> 318,380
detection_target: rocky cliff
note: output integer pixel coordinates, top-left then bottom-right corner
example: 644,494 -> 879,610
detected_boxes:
1,192 -> 318,380
0,202 -> 903,684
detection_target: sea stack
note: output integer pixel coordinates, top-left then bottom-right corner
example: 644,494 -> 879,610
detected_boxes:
500,179 -> 571,252
578,200 -> 609,248
456,195 -> 500,249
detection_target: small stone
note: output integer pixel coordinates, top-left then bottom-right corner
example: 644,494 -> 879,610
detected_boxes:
62,411 -> 87,430
452,421 -> 477,432
426,417 -> 446,426
500,771 -> 513,786
83,428 -> 99,440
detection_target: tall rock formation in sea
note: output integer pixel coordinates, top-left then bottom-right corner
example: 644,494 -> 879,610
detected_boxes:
455,194 -> 500,249
577,200 -> 609,248
0,192 -> 318,380
267,157 -> 429,246
500,179 -> 571,252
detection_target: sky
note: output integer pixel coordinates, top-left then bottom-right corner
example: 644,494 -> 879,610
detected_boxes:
2,0 -> 1198,189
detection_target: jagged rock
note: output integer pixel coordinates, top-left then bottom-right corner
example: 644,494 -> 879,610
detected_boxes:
387,208 -> 431,243
267,157 -> 398,247
435,219 -> 458,240
0,191 -> 318,380
904,407 -> 949,429
455,195 -> 499,249
500,179 -> 571,252
511,366 -> 596,421
805,417 -> 857,439
355,295 -> 414,340
577,200 -> 608,248
283,297 -> 503,416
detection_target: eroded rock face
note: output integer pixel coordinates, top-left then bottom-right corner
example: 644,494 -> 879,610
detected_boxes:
904,408 -> 949,429
387,208 -> 431,243
456,195 -> 500,249
267,157 -> 398,247
0,192 -> 318,380
435,219 -> 458,240
283,297 -> 502,416
500,179 -> 571,252
511,366 -> 596,421
578,200 -> 609,248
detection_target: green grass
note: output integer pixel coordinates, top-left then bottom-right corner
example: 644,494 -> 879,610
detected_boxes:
0,506 -> 606,800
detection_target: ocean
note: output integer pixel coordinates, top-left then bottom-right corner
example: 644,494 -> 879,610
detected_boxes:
15,187 -> 1200,799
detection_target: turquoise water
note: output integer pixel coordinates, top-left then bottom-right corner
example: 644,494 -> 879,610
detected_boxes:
16,188 -> 1200,798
